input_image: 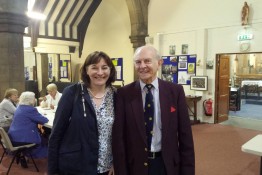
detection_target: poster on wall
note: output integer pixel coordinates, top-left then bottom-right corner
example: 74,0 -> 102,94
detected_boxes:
188,63 -> 195,73
111,58 -> 123,81
161,54 -> 197,85
182,44 -> 188,54
162,56 -> 178,83
206,60 -> 214,69
178,71 -> 188,84
58,54 -> 72,82
59,60 -> 69,78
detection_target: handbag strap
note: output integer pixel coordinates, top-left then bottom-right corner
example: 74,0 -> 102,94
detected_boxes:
73,82 -> 81,105
73,82 -> 86,117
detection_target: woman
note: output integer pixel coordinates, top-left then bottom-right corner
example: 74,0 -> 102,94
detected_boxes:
0,88 -> 19,131
40,83 -> 62,109
48,51 -> 116,175
8,91 -> 49,167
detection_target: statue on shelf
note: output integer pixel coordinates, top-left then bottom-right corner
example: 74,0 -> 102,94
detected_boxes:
241,2 -> 249,26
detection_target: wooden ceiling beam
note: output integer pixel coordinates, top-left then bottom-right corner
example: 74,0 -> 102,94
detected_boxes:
62,0 -> 79,38
30,0 -> 48,48
70,0 -> 88,39
44,0 -> 59,36
53,0 -> 69,37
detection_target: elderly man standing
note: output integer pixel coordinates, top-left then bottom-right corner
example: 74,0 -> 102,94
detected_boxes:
112,45 -> 195,175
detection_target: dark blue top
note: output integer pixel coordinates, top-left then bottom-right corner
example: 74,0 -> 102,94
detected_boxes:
8,105 -> 48,144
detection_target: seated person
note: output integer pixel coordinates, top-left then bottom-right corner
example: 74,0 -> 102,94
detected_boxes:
8,91 -> 49,167
40,83 -> 62,109
0,88 -> 19,131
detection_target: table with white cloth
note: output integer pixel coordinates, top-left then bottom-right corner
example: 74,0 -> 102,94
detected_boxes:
241,134 -> 262,175
36,107 -> 55,129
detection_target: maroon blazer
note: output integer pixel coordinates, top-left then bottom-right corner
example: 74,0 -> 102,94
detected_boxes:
112,79 -> 195,175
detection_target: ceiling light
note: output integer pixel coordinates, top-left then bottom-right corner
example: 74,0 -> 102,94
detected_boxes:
26,11 -> 46,20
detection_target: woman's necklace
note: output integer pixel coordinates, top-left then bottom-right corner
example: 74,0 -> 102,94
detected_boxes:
87,88 -> 107,99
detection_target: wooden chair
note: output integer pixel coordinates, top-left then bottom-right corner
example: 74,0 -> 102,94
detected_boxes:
243,84 -> 259,99
0,127 -> 39,175
229,94 -> 238,112
0,136 -> 5,161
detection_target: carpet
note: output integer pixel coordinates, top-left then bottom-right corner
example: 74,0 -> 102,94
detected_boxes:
0,124 -> 261,175
193,124 -> 261,175
229,103 -> 262,120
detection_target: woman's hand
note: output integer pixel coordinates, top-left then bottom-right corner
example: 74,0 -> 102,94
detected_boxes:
50,104 -> 54,109
108,165 -> 114,175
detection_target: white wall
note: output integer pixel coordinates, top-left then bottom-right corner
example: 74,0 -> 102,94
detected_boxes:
149,0 -> 262,123
82,0 -> 133,86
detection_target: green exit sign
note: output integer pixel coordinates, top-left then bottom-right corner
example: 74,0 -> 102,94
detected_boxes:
238,34 -> 253,41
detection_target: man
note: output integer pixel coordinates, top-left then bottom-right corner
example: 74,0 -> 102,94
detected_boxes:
112,45 -> 195,175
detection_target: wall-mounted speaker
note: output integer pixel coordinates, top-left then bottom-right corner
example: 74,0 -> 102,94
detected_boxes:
69,46 -> 76,53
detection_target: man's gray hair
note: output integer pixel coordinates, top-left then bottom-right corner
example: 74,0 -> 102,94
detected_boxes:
133,45 -> 161,60
19,91 -> 35,106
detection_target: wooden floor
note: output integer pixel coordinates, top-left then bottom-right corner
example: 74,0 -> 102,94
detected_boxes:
0,124 -> 261,175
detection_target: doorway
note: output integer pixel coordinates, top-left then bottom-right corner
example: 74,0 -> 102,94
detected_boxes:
215,53 -> 262,123
215,54 -> 230,123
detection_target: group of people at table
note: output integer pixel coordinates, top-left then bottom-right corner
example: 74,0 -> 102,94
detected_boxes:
0,84 -> 62,168
0,45 -> 195,175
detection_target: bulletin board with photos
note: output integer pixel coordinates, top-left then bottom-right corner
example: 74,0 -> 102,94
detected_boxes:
161,55 -> 197,85
111,58 -> 123,81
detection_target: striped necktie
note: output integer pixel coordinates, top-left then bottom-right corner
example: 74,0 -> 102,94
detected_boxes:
144,84 -> 154,150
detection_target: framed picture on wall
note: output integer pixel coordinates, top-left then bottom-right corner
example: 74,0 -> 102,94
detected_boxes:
190,76 -> 208,91
182,44 -> 188,54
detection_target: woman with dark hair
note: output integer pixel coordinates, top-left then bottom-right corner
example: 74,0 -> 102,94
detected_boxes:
48,51 -> 116,175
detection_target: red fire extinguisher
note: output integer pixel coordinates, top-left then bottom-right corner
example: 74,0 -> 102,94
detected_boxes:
203,99 -> 212,116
